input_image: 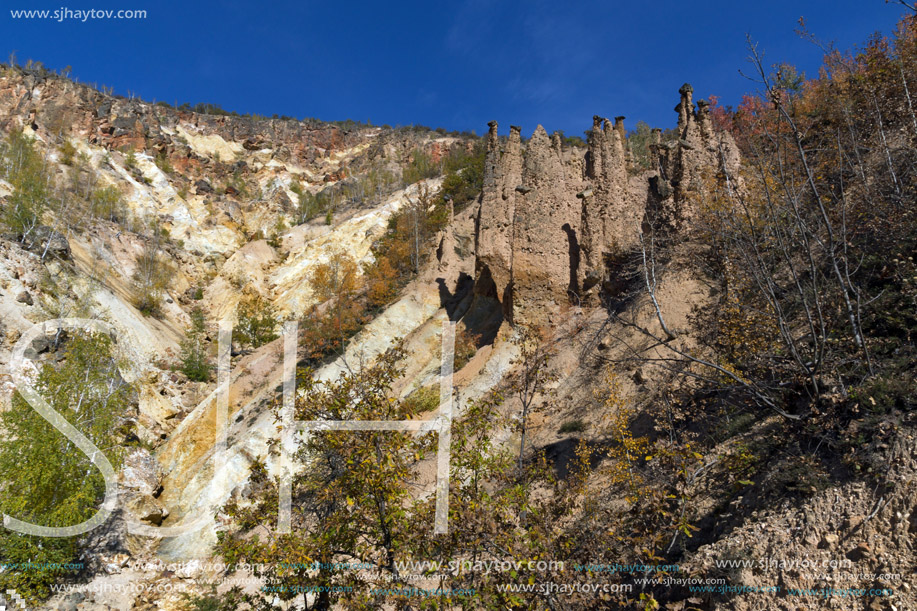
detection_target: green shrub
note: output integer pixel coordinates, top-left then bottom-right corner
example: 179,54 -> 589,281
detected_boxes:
403,386 -> 441,414
123,146 -> 137,170
90,185 -> 126,223
0,129 -> 51,235
180,308 -> 212,382
223,171 -> 248,197
851,376 -> 916,414
59,139 -> 77,166
155,151 -> 173,174
294,188 -> 330,224
235,294 -> 279,349
559,419 -> 587,434
438,139 -> 485,210
180,587 -> 248,610
564,135 -> 587,147
132,229 -> 170,317
402,148 -> 439,186
627,122 -> 678,171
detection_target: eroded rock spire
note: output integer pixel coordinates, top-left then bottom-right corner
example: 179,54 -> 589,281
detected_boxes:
472,85 -> 740,325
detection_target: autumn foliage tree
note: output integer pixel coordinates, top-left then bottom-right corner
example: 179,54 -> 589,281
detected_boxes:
300,250 -> 367,363
217,344 -> 436,609
631,17 -> 917,426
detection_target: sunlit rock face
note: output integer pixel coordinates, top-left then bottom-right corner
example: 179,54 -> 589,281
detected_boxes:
472,86 -> 739,326
0,67 -> 740,566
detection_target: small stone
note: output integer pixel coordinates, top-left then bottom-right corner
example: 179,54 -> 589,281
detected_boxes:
194,179 -> 214,194
16,290 -> 33,305
846,542 -> 872,561
845,514 -> 866,530
819,533 -> 839,548
176,559 -> 203,579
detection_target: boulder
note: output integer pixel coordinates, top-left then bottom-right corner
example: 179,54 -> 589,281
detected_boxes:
120,449 -> 163,496
110,115 -> 139,137
194,178 -> 214,194
120,449 -> 169,526
22,226 -> 71,259
124,494 -> 168,526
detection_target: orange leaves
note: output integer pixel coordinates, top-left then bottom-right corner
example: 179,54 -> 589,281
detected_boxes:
310,249 -> 361,304
715,277 -> 779,368
364,255 -> 399,308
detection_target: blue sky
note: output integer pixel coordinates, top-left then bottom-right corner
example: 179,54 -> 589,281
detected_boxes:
0,0 -> 908,136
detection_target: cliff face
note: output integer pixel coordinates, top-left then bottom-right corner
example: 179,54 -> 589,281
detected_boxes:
473,84 -> 741,326
0,67 -> 749,605
0,64 -> 473,567
0,70 -> 362,168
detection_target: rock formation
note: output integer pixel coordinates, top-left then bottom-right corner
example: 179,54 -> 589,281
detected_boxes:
474,122 -> 519,319
473,85 -> 741,326
580,115 -> 638,292
649,83 -> 742,230
510,125 -> 581,325
474,121 -> 584,326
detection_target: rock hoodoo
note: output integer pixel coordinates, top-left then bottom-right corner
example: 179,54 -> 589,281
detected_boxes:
472,85 -> 740,326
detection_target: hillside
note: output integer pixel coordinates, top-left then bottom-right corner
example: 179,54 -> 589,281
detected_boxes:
0,13 -> 916,611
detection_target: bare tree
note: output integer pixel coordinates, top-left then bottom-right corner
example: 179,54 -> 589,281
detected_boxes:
887,0 -> 917,14
510,325 -> 556,475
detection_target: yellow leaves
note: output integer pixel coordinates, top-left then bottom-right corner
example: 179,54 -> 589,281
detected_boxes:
310,248 -> 362,303
715,281 -> 780,367
595,373 -> 653,503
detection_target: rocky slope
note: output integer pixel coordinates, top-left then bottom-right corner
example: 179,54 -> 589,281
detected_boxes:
0,64 -> 477,606
0,61 -> 913,611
